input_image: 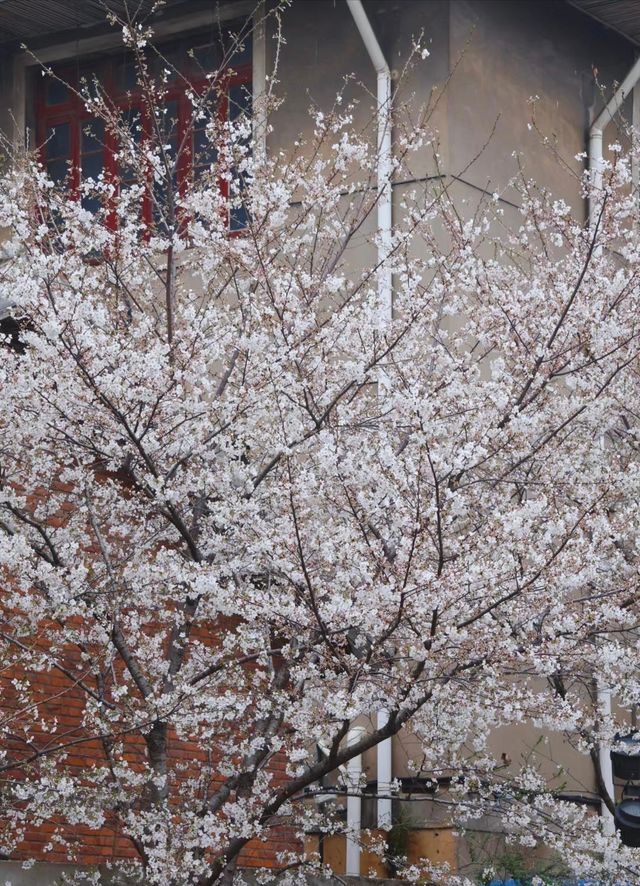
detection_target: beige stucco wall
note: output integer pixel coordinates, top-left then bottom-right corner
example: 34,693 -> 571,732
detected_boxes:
269,0 -> 634,219
266,0 -> 635,811
448,0 -> 634,215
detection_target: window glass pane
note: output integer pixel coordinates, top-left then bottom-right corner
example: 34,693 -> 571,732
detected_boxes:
228,85 -> 251,122
79,77 -> 101,104
227,85 -> 250,231
81,118 -> 104,153
230,204 -> 249,232
229,31 -> 252,67
81,153 -> 103,181
157,101 -> 178,212
120,108 -> 142,183
121,107 -> 142,142
193,126 -> 208,157
78,116 -> 104,213
192,42 -> 219,74
47,159 -> 68,185
153,177 -> 166,216
153,170 -> 178,229
153,176 -> 178,232
193,119 -> 217,169
81,194 -> 101,214
153,101 -> 180,232
161,42 -> 187,82
158,100 -> 178,146
115,57 -> 138,93
46,123 -> 70,160
46,78 -> 69,106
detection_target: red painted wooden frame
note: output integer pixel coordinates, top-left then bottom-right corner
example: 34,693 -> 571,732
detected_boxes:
35,44 -> 252,232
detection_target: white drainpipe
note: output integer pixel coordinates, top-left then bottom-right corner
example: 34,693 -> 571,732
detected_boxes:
589,56 -> 640,232
346,726 -> 366,875
589,57 -> 640,834
346,0 -> 393,326
376,709 -> 393,828
598,682 -> 615,838
346,0 -> 394,840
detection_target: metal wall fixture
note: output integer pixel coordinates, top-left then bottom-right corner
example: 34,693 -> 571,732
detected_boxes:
611,733 -> 640,845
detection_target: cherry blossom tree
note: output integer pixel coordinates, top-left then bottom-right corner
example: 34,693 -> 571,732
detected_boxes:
1,9 -> 640,885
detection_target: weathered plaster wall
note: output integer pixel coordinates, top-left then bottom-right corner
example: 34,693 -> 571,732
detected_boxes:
268,0 -> 636,808
448,0 -> 634,213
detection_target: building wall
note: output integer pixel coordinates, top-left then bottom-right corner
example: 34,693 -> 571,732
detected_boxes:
448,0 -> 633,215
0,0 -> 636,877
267,0 -> 635,834
270,0 -> 634,221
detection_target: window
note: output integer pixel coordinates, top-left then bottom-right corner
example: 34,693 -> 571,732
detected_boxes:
35,26 -> 252,232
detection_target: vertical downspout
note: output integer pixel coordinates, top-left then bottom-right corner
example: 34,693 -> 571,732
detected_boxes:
588,125 -> 603,235
588,56 -> 640,836
346,0 -> 393,325
376,709 -> 392,828
597,681 -> 615,838
346,0 -> 394,856
346,726 -> 365,876
589,56 -> 640,233
252,1 -> 267,163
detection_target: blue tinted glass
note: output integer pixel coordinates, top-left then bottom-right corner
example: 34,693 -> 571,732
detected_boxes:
81,194 -> 101,214
159,100 -> 178,142
163,43 -> 187,82
46,123 -> 70,159
79,74 -> 102,103
228,85 -> 251,122
229,31 -> 251,67
193,126 -> 216,166
227,84 -> 250,231
81,118 -> 103,153
153,177 -> 165,207
47,158 -> 68,185
121,108 -> 142,142
81,153 -> 103,181
193,42 -> 218,72
46,78 -> 68,106
230,203 -> 249,231
49,209 -> 65,239
116,57 -> 137,92
153,168 -> 178,231
120,108 -> 142,180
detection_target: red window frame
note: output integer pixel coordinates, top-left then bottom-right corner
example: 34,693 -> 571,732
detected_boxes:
35,40 -> 252,231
